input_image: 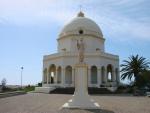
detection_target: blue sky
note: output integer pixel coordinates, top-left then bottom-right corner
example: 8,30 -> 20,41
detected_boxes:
0,0 -> 150,85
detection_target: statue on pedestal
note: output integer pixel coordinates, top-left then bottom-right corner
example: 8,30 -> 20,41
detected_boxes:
62,38 -> 100,109
77,39 -> 84,63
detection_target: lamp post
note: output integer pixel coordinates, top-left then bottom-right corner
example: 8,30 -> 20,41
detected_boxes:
21,67 -> 23,89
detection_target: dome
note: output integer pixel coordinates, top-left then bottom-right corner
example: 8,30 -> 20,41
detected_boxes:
59,12 -> 103,39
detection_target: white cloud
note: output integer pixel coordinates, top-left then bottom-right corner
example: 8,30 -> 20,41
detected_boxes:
85,0 -> 150,41
95,14 -> 150,40
0,0 -> 79,25
0,0 -> 150,40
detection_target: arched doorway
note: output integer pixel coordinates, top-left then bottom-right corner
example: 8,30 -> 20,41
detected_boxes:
107,64 -> 113,82
91,66 -> 97,84
65,66 -> 72,84
57,66 -> 62,84
49,64 -> 56,84
101,66 -> 105,83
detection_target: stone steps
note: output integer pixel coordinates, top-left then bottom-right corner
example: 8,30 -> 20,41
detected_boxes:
50,87 -> 113,94
34,87 -> 56,93
50,87 -> 75,94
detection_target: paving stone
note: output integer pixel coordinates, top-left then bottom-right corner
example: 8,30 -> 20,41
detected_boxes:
0,93 -> 149,113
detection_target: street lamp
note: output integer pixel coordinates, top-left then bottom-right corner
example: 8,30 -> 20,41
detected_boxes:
21,67 -> 24,89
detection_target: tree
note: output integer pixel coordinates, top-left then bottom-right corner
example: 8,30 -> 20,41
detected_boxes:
137,70 -> 150,87
120,55 -> 150,86
1,78 -> 7,90
37,82 -> 42,87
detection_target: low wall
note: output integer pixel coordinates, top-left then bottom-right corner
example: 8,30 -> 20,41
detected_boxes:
0,91 -> 26,98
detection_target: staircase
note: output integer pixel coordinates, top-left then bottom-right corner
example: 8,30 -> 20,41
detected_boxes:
88,87 -> 112,94
50,87 -> 113,94
34,87 -> 56,93
50,87 -> 75,94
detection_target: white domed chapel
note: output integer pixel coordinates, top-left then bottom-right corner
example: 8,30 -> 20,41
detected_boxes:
41,12 -> 119,91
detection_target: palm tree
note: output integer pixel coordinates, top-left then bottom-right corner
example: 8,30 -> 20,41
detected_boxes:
120,55 -> 150,85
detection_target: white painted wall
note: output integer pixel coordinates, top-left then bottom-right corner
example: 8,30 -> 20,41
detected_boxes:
58,35 -> 105,53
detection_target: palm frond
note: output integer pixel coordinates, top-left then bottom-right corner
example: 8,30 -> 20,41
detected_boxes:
120,54 -> 150,82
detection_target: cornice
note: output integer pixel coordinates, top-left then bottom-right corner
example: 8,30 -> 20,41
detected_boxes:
43,52 -> 119,62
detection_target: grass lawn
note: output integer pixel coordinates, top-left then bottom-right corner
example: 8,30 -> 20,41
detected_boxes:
20,86 -> 35,92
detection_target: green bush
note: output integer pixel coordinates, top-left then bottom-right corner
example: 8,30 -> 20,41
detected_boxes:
20,85 -> 35,92
38,82 -> 42,87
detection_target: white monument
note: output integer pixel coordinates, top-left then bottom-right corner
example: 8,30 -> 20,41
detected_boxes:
35,11 -> 120,93
62,39 -> 100,109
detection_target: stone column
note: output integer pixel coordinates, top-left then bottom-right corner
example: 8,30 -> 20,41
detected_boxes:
47,70 -> 49,84
88,68 -> 91,87
112,69 -> 116,82
72,68 -> 75,87
97,68 -> 101,87
61,67 -> 65,87
42,71 -> 44,84
117,70 -> 120,85
49,72 -> 51,84
55,68 -> 58,84
104,68 -> 107,84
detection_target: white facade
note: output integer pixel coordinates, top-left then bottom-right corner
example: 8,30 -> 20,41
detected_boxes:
42,12 -> 119,88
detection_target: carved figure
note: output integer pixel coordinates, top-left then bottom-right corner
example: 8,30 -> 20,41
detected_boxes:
77,39 -> 84,63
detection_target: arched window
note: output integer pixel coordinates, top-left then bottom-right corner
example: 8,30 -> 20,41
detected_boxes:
107,64 -> 113,82
79,29 -> 84,34
101,66 -> 105,83
65,66 -> 72,84
91,66 -> 97,84
49,64 -> 56,84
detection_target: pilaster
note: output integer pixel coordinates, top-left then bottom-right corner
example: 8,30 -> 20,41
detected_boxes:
88,68 -> 91,87
104,68 -> 107,83
72,68 -> 75,87
97,68 -> 101,87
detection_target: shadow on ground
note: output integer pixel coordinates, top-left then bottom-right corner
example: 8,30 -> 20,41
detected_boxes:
59,108 -> 115,113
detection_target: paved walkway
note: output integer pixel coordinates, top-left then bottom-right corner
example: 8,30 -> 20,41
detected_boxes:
0,93 -> 150,113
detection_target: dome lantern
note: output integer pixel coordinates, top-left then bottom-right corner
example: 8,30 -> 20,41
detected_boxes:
77,11 -> 84,17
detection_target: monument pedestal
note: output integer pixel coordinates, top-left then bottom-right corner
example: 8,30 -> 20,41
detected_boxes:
62,63 -> 99,109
